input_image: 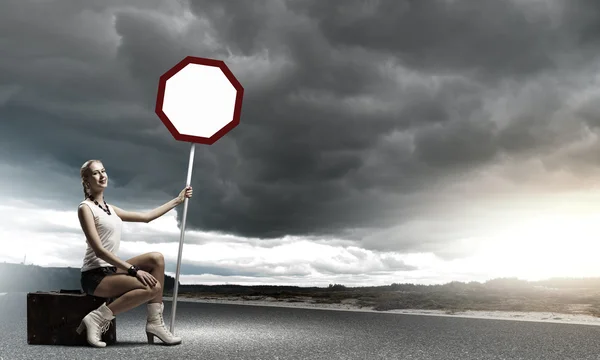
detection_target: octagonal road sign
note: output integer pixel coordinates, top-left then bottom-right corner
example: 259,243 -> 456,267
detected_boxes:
154,56 -> 244,335
155,56 -> 244,145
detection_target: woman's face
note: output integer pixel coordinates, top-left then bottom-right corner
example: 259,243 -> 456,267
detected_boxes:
87,162 -> 108,191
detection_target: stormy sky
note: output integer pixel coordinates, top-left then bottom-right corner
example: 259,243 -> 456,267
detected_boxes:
3,0 -> 600,286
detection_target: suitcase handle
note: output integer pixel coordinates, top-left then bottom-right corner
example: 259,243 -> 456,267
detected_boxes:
59,289 -> 83,294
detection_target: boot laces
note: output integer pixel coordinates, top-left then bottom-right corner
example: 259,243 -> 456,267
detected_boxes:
151,313 -> 171,335
98,319 -> 111,336
158,314 -> 170,333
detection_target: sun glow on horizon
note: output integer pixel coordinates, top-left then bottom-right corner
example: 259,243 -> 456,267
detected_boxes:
470,208 -> 600,281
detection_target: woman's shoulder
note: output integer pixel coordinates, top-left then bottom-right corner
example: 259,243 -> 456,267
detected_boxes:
78,200 -> 94,212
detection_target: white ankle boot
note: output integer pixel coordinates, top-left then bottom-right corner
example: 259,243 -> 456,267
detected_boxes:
76,302 -> 115,348
146,302 -> 182,345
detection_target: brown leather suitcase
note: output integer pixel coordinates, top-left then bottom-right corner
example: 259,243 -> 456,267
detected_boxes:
27,290 -> 116,346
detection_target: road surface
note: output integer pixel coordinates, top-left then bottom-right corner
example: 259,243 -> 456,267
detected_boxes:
2,292 -> 600,359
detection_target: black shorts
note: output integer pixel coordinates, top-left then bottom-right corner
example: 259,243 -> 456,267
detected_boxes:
81,266 -> 118,296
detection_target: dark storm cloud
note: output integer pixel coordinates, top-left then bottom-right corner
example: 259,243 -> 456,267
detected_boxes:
0,0 -> 214,209
3,0 -> 600,255
296,0 -> 565,79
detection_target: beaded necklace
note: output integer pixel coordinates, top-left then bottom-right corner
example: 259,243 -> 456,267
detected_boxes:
88,195 -> 111,215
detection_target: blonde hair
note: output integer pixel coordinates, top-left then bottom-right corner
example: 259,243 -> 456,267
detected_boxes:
80,159 -> 103,199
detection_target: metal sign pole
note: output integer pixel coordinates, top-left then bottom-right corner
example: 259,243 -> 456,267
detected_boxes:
170,142 -> 195,334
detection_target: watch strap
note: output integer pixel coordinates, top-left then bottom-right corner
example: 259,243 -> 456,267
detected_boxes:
127,265 -> 139,276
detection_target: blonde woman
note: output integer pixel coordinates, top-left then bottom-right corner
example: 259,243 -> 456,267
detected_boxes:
76,159 -> 193,348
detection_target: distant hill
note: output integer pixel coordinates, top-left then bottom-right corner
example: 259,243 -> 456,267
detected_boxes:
0,262 -> 177,293
172,276 -> 600,297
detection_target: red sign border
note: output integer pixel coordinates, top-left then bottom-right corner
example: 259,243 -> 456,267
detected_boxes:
155,56 -> 244,145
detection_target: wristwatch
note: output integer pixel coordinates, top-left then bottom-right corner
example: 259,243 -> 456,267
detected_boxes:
127,265 -> 139,276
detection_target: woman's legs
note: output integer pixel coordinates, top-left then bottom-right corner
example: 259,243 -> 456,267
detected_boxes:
92,251 -> 167,315
88,252 -> 180,345
116,251 -> 180,345
78,273 -> 157,348
93,274 -> 161,315
119,251 -> 166,304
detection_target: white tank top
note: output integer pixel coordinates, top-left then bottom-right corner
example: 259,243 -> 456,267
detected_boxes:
79,199 -> 123,272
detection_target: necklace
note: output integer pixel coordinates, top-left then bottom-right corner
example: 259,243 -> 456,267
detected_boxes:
88,195 -> 111,215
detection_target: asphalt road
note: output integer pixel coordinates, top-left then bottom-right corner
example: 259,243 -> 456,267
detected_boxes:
2,292 -> 600,360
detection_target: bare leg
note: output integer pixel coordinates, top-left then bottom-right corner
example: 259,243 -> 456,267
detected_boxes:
149,254 -> 165,304
119,252 -> 167,304
117,252 -> 181,345
93,273 -> 161,316
108,285 -> 161,315
95,252 -> 167,313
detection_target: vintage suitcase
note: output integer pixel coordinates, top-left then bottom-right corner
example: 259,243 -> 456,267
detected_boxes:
27,289 -> 117,346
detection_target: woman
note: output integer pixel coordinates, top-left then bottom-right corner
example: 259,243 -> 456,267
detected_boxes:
75,159 -> 193,348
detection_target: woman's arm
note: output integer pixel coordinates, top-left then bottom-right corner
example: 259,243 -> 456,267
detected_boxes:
112,186 -> 193,223
111,201 -> 178,223
143,197 -> 182,223
110,205 -> 147,223
144,186 -> 193,222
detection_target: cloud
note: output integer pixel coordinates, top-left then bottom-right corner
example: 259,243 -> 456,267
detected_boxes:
0,200 -> 420,284
3,0 -> 600,267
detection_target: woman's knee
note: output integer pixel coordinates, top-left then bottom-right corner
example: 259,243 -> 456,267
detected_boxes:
146,281 -> 162,296
150,252 -> 165,267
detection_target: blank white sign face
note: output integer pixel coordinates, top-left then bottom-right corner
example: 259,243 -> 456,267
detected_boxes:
162,64 -> 238,139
